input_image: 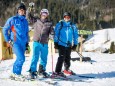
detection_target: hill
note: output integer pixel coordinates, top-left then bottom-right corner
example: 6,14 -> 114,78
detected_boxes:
0,0 -> 115,30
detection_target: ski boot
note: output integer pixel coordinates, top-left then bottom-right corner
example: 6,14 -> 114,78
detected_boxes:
10,73 -> 26,81
51,72 -> 66,79
63,69 -> 76,75
38,64 -> 49,78
28,70 -> 37,80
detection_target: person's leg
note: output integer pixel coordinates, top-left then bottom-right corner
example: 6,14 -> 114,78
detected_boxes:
29,42 -> 41,72
64,47 -> 71,70
12,43 -> 26,75
39,44 -> 48,71
38,44 -> 49,77
55,45 -> 66,73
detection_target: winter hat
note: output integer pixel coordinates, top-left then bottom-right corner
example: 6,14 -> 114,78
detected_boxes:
17,3 -> 26,11
63,12 -> 71,18
40,9 -> 49,15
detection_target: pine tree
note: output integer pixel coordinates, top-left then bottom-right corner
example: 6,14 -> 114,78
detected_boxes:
0,0 -> 115,29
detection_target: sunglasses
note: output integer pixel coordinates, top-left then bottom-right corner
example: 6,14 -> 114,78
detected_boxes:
64,16 -> 70,19
41,12 -> 48,16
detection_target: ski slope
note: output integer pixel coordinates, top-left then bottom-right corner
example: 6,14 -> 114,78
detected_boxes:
0,52 -> 115,86
83,28 -> 115,52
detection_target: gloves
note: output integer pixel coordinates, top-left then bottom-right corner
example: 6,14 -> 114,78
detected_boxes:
72,45 -> 77,51
54,42 -> 59,49
26,43 -> 31,53
26,43 -> 29,50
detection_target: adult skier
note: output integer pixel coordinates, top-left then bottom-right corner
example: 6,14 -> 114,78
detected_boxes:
2,3 -> 29,80
28,9 -> 54,79
54,12 -> 78,77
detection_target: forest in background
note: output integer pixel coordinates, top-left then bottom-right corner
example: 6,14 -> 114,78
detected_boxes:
0,0 -> 115,30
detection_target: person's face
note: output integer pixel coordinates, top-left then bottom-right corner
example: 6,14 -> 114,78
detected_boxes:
18,9 -> 25,16
40,12 -> 48,20
64,16 -> 71,22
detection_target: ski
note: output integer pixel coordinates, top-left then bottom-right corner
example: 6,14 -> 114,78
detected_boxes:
78,75 -> 95,78
4,75 -> 58,85
38,74 -> 84,83
38,78 -> 58,85
70,73 -> 95,78
24,75 -> 58,85
49,72 -> 95,80
72,73 -> 95,78
50,76 -> 85,82
44,81 -> 58,85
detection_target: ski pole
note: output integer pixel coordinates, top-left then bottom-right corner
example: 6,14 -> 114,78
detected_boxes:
51,40 -> 54,73
76,50 -> 83,58
75,50 -> 92,64
75,50 -> 83,62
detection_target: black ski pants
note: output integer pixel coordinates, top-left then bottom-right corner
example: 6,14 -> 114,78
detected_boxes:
55,45 -> 71,73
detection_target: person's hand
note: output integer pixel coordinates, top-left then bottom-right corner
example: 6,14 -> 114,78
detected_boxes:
26,43 -> 29,50
72,45 -> 77,51
6,41 -> 12,48
54,42 -> 59,49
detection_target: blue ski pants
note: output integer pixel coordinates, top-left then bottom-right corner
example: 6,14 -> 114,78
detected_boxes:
30,41 -> 48,72
12,43 -> 26,75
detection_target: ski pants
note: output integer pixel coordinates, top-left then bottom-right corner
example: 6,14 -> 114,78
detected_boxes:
29,41 -> 48,72
12,42 -> 26,75
55,45 -> 71,73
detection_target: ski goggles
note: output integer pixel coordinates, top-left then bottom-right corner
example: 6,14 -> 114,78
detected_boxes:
41,12 -> 48,16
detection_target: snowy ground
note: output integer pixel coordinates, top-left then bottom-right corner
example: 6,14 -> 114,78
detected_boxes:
0,52 -> 115,86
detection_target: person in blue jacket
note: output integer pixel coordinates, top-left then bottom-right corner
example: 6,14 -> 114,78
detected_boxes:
2,3 -> 29,80
54,12 -> 78,76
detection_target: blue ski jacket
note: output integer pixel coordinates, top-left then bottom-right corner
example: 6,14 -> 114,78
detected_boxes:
54,20 -> 78,47
2,14 -> 29,44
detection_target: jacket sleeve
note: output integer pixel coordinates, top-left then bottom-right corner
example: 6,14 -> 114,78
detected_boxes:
49,23 -> 54,40
26,8 -> 37,25
54,23 -> 60,43
2,17 -> 13,42
73,24 -> 79,45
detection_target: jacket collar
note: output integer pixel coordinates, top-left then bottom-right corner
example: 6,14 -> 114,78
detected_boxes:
40,18 -> 48,23
62,20 -> 71,25
17,14 -> 25,20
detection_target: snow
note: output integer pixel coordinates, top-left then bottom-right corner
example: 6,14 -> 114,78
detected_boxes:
0,52 -> 115,86
83,28 -> 115,52
0,28 -> 115,86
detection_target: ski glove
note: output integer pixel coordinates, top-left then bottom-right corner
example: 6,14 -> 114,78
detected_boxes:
26,43 -> 29,50
54,42 -> 59,49
6,41 -> 13,48
72,45 -> 77,51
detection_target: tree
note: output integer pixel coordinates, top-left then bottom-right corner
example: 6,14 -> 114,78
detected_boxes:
0,0 -> 115,30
